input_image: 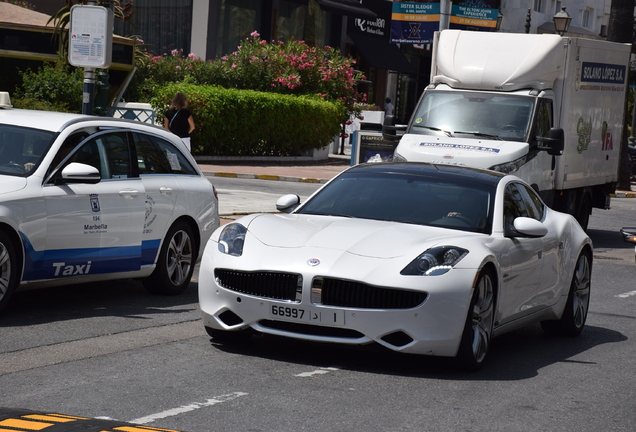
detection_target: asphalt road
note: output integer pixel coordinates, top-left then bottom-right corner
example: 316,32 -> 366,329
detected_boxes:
0,180 -> 635,432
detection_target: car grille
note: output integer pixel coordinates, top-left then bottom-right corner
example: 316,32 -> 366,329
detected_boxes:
214,270 -> 427,309
313,277 -> 428,309
214,269 -> 302,302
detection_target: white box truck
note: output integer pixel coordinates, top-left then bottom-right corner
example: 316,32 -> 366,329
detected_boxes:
387,30 -> 631,229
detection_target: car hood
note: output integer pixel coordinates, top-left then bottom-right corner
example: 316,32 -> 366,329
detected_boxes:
0,175 -> 27,195
245,214 -> 476,259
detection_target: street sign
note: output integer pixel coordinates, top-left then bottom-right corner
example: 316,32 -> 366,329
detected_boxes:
68,5 -> 113,68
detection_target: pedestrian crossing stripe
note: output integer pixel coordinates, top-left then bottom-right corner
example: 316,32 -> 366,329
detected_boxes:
0,409 -> 180,432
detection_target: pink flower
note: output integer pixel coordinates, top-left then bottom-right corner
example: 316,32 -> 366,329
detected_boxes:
251,31 -> 260,37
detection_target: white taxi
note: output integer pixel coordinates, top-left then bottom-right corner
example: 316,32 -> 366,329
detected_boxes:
0,104 -> 219,313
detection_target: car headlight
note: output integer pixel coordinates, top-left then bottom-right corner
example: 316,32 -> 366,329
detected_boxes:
401,246 -> 468,276
392,151 -> 407,162
489,155 -> 527,174
218,223 -> 246,256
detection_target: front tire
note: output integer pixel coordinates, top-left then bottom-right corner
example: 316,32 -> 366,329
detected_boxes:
143,221 -> 196,295
0,231 -> 18,313
541,250 -> 591,336
456,268 -> 495,371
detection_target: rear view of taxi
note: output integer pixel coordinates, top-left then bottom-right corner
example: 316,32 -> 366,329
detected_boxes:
0,104 -> 219,313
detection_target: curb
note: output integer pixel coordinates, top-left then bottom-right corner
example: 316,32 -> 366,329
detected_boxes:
203,171 -> 329,184
612,192 -> 636,198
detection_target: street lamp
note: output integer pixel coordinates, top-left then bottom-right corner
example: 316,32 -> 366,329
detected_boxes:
496,12 -> 503,31
553,7 -> 572,36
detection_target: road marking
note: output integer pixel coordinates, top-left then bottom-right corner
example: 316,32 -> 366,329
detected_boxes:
616,290 -> 636,298
128,392 -> 248,425
295,367 -> 340,377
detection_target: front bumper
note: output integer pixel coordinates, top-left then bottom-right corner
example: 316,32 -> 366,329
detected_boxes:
198,247 -> 477,358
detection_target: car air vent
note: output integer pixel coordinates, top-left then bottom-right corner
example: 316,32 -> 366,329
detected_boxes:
313,277 -> 427,309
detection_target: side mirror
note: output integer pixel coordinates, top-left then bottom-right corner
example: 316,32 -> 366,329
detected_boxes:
620,227 -> 636,244
56,162 -> 101,185
505,217 -> 548,238
276,194 -> 300,213
536,128 -> 564,156
382,115 -> 407,142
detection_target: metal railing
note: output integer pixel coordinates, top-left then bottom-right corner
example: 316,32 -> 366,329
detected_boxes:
104,107 -> 156,125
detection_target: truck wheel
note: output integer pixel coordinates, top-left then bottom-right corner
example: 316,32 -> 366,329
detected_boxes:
0,231 -> 18,313
541,250 -> 591,336
577,196 -> 591,231
456,268 -> 495,371
143,221 -> 196,296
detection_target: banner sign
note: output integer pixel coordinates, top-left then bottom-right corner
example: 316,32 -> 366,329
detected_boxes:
390,1 -> 440,45
449,5 -> 499,30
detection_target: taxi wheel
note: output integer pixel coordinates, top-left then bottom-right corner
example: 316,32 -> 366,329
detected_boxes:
0,231 -> 18,312
143,222 -> 196,296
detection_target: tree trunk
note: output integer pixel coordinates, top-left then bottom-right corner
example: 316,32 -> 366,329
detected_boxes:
607,0 -> 635,190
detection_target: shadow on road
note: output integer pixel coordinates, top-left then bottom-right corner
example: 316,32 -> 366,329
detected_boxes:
588,228 -> 633,250
0,278 -> 199,327
206,322 -> 626,381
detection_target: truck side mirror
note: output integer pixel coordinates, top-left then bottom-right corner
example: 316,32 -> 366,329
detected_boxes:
536,128 -> 564,156
382,115 -> 407,142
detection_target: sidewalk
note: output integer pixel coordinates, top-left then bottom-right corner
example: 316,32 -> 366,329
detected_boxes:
198,155 -> 350,184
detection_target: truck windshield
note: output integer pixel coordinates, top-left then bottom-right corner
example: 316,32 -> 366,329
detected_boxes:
409,91 -> 535,143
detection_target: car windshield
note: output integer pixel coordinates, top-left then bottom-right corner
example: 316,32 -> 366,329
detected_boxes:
298,170 -> 495,234
0,124 -> 54,176
410,91 -> 535,143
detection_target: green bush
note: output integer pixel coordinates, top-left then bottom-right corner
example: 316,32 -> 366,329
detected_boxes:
152,83 -> 343,156
128,33 -> 364,122
10,98 -> 72,112
13,62 -> 83,113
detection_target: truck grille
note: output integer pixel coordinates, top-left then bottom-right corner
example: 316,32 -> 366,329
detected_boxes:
214,269 -> 302,302
313,277 -> 427,309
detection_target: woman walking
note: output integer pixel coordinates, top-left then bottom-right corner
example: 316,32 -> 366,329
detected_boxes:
164,92 -> 195,151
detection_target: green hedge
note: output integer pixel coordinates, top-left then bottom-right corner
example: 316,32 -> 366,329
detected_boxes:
152,83 -> 343,156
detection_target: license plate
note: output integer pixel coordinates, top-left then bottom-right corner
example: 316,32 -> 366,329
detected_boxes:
270,304 -> 344,326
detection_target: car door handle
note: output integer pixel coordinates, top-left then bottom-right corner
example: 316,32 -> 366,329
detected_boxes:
160,186 -> 173,195
119,189 -> 139,198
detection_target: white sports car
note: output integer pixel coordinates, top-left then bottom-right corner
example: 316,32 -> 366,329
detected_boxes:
199,162 -> 592,369
0,107 -> 219,313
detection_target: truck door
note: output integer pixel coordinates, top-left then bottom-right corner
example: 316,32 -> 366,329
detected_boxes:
38,131 -> 145,280
517,98 -> 556,204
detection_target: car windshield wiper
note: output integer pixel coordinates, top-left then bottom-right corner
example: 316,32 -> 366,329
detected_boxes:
453,131 -> 502,140
300,211 -> 353,218
412,125 -> 453,137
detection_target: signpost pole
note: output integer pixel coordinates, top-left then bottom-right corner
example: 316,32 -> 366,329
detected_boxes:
82,67 -> 95,115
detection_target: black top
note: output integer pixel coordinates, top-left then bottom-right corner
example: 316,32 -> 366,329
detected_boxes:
165,108 -> 192,138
